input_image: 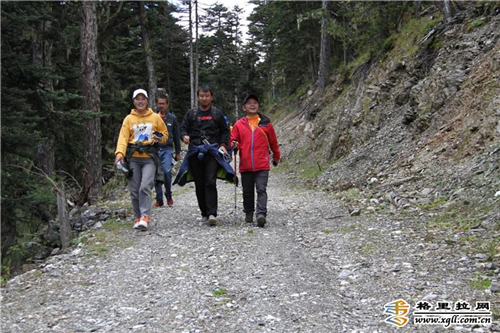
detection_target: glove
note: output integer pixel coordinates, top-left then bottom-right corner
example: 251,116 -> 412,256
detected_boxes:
272,161 -> 278,167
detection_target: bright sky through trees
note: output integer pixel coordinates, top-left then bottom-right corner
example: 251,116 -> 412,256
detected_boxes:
172,0 -> 256,41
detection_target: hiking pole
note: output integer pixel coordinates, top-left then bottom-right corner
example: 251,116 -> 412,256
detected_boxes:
234,147 -> 238,225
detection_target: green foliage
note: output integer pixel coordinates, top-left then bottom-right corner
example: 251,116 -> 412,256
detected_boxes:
1,1 -> 189,271
470,274 -> 491,290
1,162 -> 57,277
467,18 -> 487,31
361,245 -> 373,253
340,224 -> 357,234
81,219 -> 132,256
332,188 -> 362,202
248,1 -> 322,96
212,288 -> 228,296
426,200 -> 494,231
388,14 -> 443,62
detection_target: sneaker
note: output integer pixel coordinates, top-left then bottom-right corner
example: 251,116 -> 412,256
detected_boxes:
245,211 -> 254,223
133,218 -> 141,229
137,216 -> 150,231
200,216 -> 208,222
153,200 -> 164,207
256,214 -> 266,228
166,196 -> 174,206
208,215 -> 217,226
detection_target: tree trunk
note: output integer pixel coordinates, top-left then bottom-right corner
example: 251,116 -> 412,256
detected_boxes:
35,138 -> 55,177
438,0 -> 454,24
32,4 -> 55,177
57,182 -> 72,249
195,0 -> 199,108
139,2 -> 157,106
343,17 -> 348,67
414,1 -> 421,18
308,45 -> 318,83
234,92 -> 238,122
80,0 -> 102,201
270,57 -> 276,100
189,1 -> 195,109
317,0 -> 331,88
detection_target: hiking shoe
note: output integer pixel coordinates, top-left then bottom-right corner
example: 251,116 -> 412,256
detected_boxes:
256,214 -> 266,228
153,200 -> 164,207
166,196 -> 174,206
245,211 -> 254,223
137,216 -> 150,231
208,215 -> 217,226
133,218 -> 141,229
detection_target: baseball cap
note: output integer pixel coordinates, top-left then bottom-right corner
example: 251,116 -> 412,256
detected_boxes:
243,93 -> 259,104
132,89 -> 149,99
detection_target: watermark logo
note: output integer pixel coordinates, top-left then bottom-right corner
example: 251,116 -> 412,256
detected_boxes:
384,299 -> 493,328
384,299 -> 410,327
413,300 -> 492,328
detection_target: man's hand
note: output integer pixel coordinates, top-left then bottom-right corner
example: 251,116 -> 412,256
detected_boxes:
182,135 -> 190,144
115,156 -> 123,165
231,140 -> 238,153
174,154 -> 181,161
272,160 -> 278,167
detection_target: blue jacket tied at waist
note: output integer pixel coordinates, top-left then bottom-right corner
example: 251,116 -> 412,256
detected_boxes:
173,143 -> 237,186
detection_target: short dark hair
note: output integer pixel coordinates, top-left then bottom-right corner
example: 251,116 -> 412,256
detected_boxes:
197,85 -> 213,97
157,94 -> 169,102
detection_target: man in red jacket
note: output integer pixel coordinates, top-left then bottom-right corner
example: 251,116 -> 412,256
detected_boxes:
230,93 -> 280,227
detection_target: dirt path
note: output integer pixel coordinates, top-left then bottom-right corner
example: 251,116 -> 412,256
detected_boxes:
1,172 -> 497,332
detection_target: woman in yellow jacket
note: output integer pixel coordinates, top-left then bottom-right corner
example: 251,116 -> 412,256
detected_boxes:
115,89 -> 168,230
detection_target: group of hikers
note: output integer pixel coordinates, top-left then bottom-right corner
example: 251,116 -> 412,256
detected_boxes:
114,86 -> 280,231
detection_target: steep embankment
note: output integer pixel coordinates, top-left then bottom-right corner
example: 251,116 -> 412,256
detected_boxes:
274,10 -> 499,229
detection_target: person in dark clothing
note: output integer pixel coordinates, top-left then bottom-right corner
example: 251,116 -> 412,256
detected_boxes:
179,86 -> 230,226
153,94 -> 181,207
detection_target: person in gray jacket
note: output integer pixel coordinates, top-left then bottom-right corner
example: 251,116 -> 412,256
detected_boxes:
153,94 -> 181,207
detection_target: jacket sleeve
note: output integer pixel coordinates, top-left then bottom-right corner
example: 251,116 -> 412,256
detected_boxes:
115,116 -> 131,158
268,123 -> 280,162
218,110 -> 230,148
230,121 -> 240,148
172,114 -> 181,154
155,114 -> 168,144
179,110 -> 191,140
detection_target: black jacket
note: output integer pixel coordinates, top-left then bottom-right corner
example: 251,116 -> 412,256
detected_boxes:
157,112 -> 181,155
179,106 -> 229,148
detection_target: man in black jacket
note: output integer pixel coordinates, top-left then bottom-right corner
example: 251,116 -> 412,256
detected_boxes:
179,86 -> 230,226
154,94 -> 181,207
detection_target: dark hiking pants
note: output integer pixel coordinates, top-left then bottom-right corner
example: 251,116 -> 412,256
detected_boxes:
241,170 -> 269,216
188,154 -> 219,217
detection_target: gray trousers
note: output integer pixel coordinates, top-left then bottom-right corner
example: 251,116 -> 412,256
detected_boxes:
241,170 -> 269,216
128,157 -> 156,218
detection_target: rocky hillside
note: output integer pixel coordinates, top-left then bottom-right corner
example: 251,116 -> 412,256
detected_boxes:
273,8 -> 499,221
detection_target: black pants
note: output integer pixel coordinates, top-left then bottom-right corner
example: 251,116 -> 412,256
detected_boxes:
241,170 -> 269,216
189,154 -> 219,217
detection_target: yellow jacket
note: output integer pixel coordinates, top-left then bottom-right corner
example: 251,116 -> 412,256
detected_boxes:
115,108 -> 168,159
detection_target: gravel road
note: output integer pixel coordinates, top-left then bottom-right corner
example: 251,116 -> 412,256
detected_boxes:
1,172 -> 498,332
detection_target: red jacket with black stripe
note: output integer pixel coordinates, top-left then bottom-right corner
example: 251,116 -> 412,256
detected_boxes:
230,113 -> 280,173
